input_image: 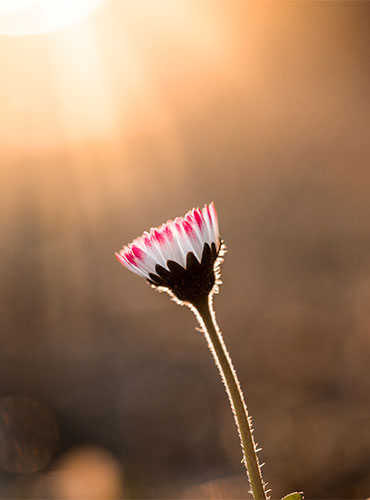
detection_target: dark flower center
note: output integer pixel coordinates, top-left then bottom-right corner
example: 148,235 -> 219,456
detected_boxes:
147,242 -> 219,304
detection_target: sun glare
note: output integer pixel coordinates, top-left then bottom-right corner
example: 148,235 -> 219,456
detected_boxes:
0,0 -> 105,35
0,0 -> 231,159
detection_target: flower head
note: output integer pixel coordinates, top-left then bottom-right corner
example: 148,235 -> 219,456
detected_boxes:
115,202 -> 222,304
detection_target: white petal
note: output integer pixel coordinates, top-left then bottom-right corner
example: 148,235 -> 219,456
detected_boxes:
184,213 -> 204,262
201,205 -> 213,245
209,202 -> 220,248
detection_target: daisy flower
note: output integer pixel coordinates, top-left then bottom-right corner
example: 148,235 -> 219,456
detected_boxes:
115,203 -> 222,304
114,202 -> 269,500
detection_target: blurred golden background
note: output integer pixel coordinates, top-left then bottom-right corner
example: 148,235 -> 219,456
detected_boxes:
0,1 -> 369,498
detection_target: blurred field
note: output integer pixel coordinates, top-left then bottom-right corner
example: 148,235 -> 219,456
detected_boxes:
0,1 -> 370,498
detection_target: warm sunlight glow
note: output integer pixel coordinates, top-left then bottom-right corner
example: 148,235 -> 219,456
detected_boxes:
0,0 -> 105,35
0,0 -> 232,158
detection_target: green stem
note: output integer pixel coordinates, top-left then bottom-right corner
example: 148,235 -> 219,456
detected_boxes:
193,294 -> 267,500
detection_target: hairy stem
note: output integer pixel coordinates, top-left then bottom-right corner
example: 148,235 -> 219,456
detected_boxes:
193,294 -> 267,500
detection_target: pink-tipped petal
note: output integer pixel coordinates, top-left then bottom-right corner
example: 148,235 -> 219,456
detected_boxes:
193,208 -> 204,230
131,245 -> 144,261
